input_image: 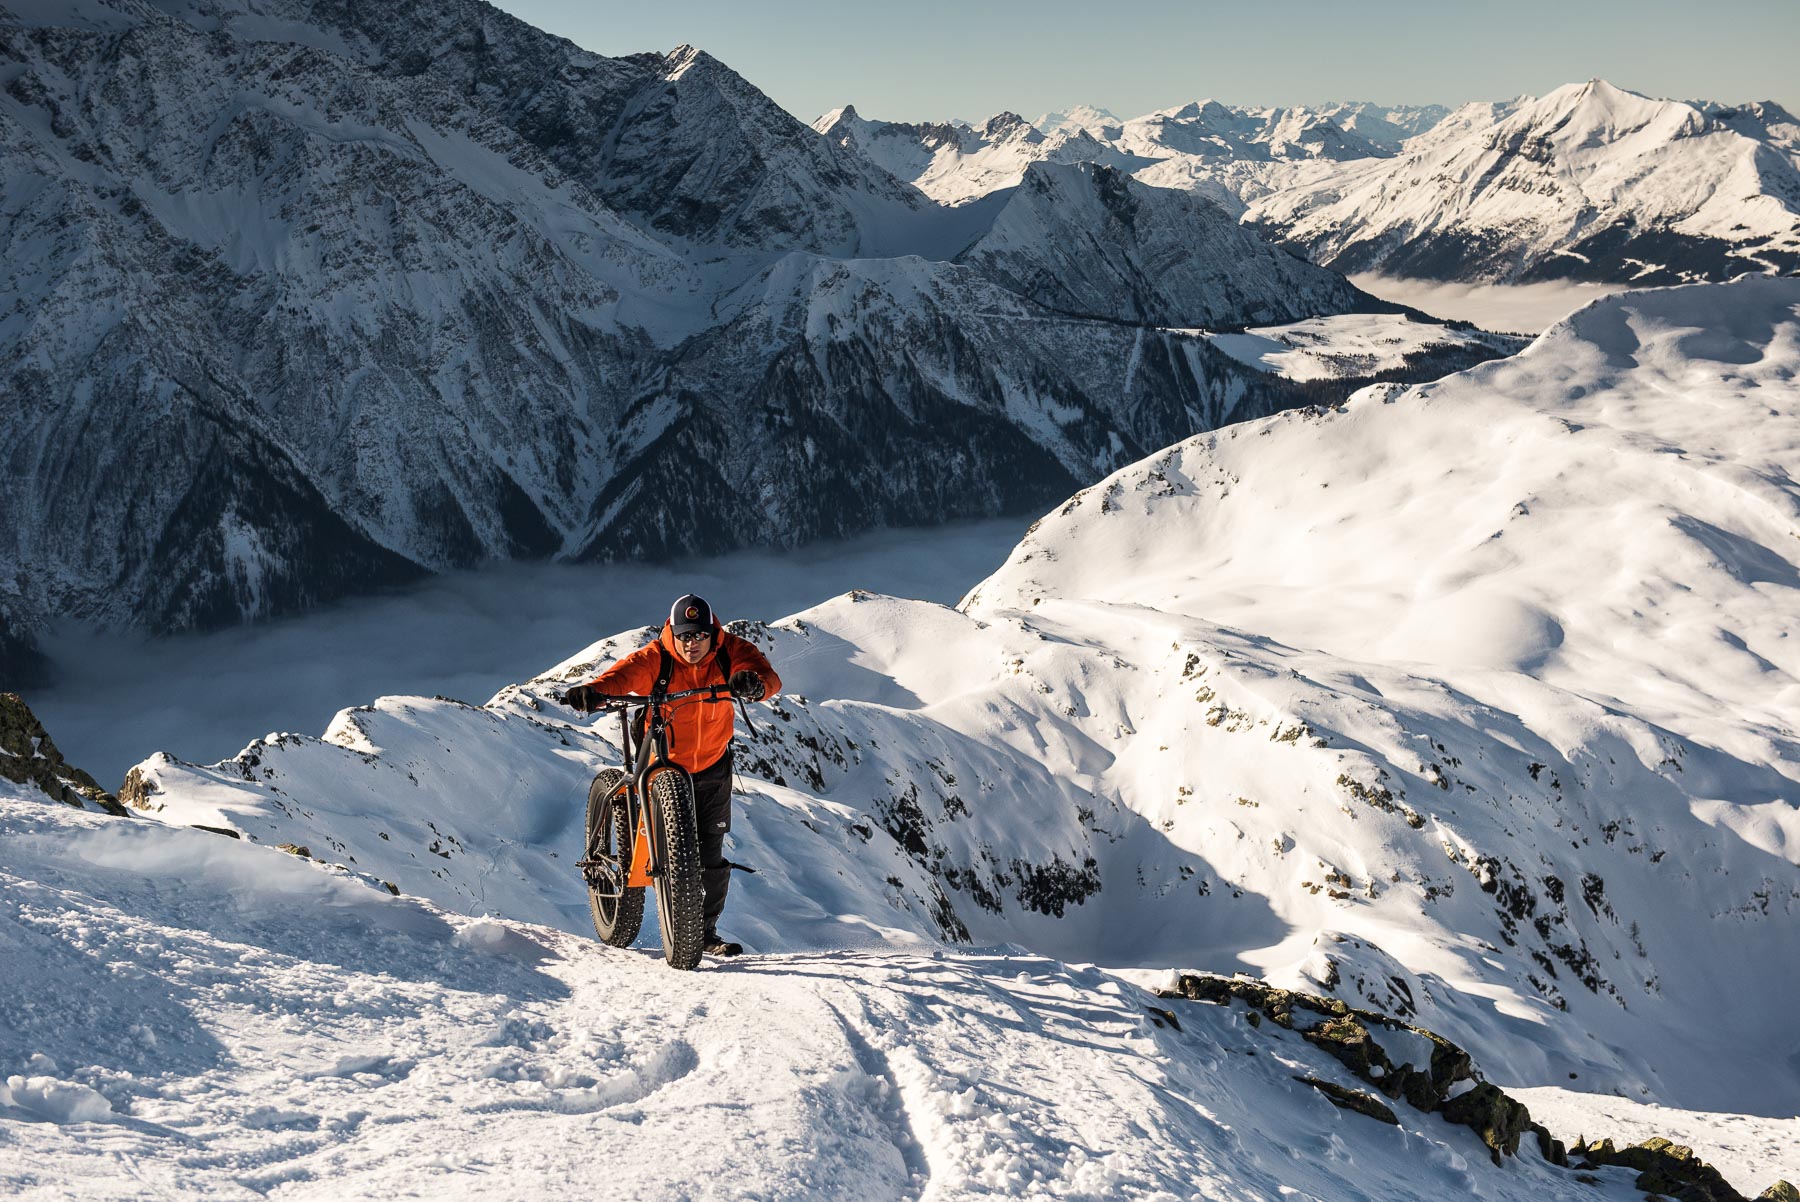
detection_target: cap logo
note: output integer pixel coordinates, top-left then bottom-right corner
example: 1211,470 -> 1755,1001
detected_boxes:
685,605 -> 699,620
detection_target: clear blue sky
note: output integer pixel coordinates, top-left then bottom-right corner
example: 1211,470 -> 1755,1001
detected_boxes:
488,0 -> 1798,124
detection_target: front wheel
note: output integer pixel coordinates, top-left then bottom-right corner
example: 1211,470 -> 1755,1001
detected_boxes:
647,767 -> 706,971
585,769 -> 643,947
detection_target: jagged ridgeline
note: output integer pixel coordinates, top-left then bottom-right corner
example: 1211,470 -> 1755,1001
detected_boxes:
0,0 -> 1443,678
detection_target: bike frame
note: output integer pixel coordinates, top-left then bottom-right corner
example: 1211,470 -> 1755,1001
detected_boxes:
580,685 -> 729,898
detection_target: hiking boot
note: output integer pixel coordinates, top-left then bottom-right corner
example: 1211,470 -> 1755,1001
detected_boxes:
702,932 -> 743,957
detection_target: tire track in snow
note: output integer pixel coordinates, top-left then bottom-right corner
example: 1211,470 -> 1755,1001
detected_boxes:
819,996 -> 931,1201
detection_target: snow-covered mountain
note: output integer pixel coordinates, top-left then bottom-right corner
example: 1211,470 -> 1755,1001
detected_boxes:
813,105 -> 1154,207
954,161 -> 1372,327
1310,101 -> 1454,152
1033,103 -> 1124,138
841,82 -> 1800,287
1248,81 -> 1800,283
114,279 -> 1800,1128
0,0 -> 1393,681
826,98 -> 1415,210
6,278 -> 1795,1198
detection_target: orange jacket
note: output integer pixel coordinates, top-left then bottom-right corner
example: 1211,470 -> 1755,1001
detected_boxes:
581,622 -> 781,773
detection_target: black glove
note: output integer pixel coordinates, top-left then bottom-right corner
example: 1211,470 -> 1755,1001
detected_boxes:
559,684 -> 596,714
728,670 -> 765,702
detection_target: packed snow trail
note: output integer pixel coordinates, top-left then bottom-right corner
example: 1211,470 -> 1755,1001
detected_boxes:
0,788 -> 1666,1201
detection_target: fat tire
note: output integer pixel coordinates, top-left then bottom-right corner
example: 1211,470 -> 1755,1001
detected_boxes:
585,768 -> 643,947
648,767 -> 706,971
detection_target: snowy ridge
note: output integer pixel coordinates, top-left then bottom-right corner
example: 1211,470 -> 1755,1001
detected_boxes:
114,281 -> 1800,1117
828,97 -> 1413,213
814,104 -> 1155,207
10,777 -> 1724,1200
839,82 -> 1800,285
953,161 -> 1374,327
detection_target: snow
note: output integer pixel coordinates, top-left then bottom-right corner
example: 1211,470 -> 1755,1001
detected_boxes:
1,782 -> 1647,1201
7,279 -> 1800,1198
1247,81 -> 1800,284
1512,1086 -> 1800,1196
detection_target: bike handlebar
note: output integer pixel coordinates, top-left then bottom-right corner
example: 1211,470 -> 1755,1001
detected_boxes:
586,685 -> 733,710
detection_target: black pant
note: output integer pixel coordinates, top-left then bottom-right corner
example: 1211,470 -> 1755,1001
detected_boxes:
690,751 -> 734,931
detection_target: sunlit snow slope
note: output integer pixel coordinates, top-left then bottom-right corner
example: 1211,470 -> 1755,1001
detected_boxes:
11,776 -> 1696,1200
114,279 -> 1800,1136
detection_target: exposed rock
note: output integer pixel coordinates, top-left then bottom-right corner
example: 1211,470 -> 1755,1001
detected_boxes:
1293,1075 -> 1399,1125
119,766 -> 159,810
1759,1182 -> 1800,1202
1441,1082 -> 1531,1165
1572,1136 -> 1747,1202
0,693 -> 125,815
1161,971 -> 1554,1169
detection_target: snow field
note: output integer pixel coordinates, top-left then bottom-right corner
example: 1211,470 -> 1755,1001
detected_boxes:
4,786 -> 1659,1201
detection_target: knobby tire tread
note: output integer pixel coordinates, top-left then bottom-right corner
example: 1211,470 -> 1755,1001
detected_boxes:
649,768 -> 706,971
586,769 -> 643,948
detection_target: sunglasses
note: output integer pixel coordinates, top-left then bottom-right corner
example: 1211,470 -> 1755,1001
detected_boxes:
674,630 -> 711,644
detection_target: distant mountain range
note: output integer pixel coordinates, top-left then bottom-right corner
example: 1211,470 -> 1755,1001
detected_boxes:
829,82 -> 1800,284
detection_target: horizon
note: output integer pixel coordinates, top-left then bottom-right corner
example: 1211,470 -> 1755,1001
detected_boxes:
488,0 -> 1798,126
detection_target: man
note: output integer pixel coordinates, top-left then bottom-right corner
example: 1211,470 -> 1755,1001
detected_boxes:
559,594 -> 780,958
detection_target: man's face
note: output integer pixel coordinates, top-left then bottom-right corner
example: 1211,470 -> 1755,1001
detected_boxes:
675,629 -> 711,665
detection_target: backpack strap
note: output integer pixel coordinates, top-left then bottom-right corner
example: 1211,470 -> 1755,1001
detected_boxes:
653,642 -> 675,695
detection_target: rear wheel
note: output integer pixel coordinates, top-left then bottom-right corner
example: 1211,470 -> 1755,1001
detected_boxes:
585,769 -> 643,947
648,767 -> 706,971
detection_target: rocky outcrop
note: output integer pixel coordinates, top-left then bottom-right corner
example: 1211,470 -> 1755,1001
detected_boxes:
1572,1136 -> 1751,1202
1159,971 -> 1554,1165
0,694 -> 125,814
1161,971 -> 1781,1198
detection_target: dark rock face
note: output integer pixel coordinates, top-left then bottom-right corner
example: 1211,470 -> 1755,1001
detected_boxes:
0,693 -> 125,814
0,0 -> 1381,666
1293,1075 -> 1399,1125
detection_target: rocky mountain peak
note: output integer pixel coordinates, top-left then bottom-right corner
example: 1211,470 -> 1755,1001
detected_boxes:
981,111 -> 1033,140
